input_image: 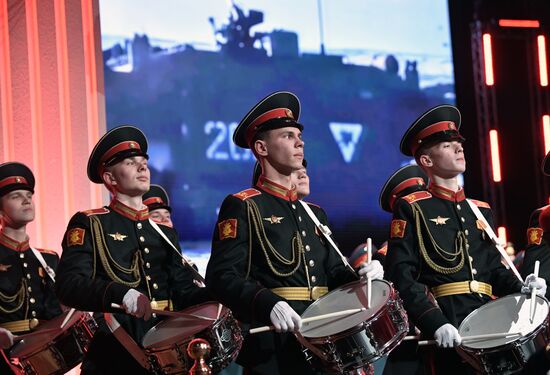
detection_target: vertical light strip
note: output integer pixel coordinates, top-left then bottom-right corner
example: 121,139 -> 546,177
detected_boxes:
538,35 -> 548,87
0,0 -> 14,161
543,115 -> 550,155
497,226 -> 507,246
54,0 -> 74,222
81,0 -> 102,206
25,0 -> 45,245
489,129 -> 502,182
483,33 -> 495,86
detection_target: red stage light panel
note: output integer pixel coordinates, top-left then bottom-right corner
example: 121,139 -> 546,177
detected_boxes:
498,19 -> 540,28
483,34 -> 494,86
543,115 -> 550,155
489,130 -> 502,182
538,35 -> 548,87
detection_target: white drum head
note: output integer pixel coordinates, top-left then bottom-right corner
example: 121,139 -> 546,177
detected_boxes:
300,279 -> 392,338
459,293 -> 549,349
142,302 -> 224,348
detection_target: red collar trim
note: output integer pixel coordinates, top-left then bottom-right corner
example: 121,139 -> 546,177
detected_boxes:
388,177 -> 426,210
256,175 -> 298,201
428,183 -> 466,202
0,232 -> 30,252
109,199 -> 149,221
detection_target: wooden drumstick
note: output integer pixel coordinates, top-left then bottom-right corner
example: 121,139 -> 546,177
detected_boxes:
110,303 -> 215,321
249,308 -> 366,334
60,308 -> 76,329
366,238 -> 372,309
530,260 -> 540,323
411,332 -> 521,346
13,328 -> 61,343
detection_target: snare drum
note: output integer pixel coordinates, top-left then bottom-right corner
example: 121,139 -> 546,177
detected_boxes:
299,279 -> 408,374
9,310 -> 98,375
142,302 -> 242,374
457,293 -> 550,374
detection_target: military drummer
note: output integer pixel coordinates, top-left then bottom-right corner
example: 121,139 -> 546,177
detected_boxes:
206,91 -> 383,375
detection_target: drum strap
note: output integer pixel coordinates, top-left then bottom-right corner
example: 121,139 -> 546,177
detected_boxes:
30,247 -> 56,283
148,219 -> 205,285
104,313 -> 152,370
465,199 -> 523,282
298,201 -> 357,276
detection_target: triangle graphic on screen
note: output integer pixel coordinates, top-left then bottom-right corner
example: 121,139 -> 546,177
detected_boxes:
329,123 -> 363,163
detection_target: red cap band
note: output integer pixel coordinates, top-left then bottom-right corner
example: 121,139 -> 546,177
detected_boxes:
246,108 -> 294,146
0,176 -> 29,189
388,177 -> 425,210
411,121 -> 457,155
143,197 -> 164,206
100,141 -> 142,165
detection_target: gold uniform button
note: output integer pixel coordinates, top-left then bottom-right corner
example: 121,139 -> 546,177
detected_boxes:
469,256 -> 473,262
309,260 -> 315,267
23,262 -> 28,268
311,276 -> 317,283
461,217 -> 466,223
472,269 -> 478,275
146,275 -> 151,281
144,248 -> 150,254
29,318 -> 39,329
140,236 -> 145,242
465,230 -> 469,236
137,223 -> 142,229
305,245 -> 311,251
299,216 -> 302,222
27,287 -> 32,292
150,300 -> 158,309
302,230 -> 306,237
470,280 -> 479,293
292,204 -> 296,209
31,311 -> 37,317
146,262 -> 151,269
26,274 -> 31,279
457,204 -> 461,210
20,253 -> 25,258
153,283 -> 159,290
30,298 -> 35,304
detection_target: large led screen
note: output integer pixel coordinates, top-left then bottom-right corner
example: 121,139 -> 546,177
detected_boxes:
100,0 -> 455,260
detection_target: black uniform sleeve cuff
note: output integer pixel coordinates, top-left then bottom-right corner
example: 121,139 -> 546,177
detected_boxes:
252,288 -> 284,325
102,282 -> 131,312
417,307 -> 450,337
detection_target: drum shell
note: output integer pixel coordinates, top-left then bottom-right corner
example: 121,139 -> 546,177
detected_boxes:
299,279 -> 408,373
142,302 -> 242,374
9,311 -> 98,375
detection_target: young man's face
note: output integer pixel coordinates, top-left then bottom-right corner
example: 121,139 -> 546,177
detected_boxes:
420,140 -> 466,178
104,156 -> 150,196
149,208 -> 173,227
291,167 -> 310,199
259,127 -> 304,173
0,189 -> 35,228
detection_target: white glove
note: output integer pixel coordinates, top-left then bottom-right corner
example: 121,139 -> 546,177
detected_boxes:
434,323 -> 462,348
0,327 -> 13,349
270,301 -> 302,333
521,274 -> 547,297
122,289 -> 152,320
357,260 -> 384,279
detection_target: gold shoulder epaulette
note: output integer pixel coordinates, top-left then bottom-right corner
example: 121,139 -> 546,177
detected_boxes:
401,191 -> 432,204
469,199 -> 490,209
304,201 -> 320,209
36,248 -> 58,255
81,207 -> 110,216
233,188 -> 261,201
377,245 -> 388,256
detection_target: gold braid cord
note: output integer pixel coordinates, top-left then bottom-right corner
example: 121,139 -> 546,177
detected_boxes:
0,280 -> 27,314
90,216 -> 141,287
246,200 -> 306,277
412,203 -> 465,274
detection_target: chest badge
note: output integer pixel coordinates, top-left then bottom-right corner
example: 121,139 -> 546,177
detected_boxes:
430,216 -> 450,225
263,215 -> 284,224
108,232 -> 128,241
0,264 -> 12,272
